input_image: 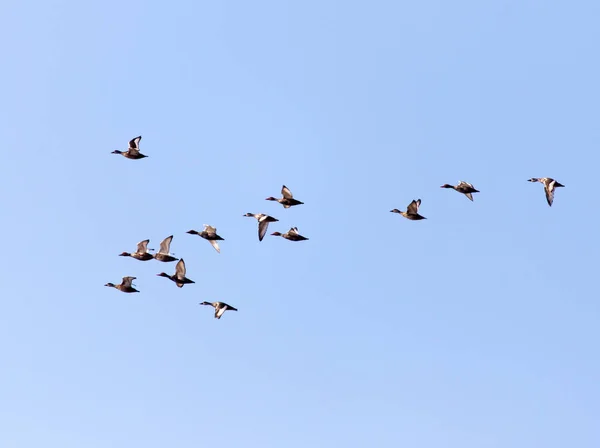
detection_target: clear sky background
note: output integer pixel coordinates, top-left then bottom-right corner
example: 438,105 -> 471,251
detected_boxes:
1,1 -> 599,447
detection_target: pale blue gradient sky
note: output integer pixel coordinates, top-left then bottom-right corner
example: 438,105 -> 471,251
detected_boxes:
1,1 -> 599,447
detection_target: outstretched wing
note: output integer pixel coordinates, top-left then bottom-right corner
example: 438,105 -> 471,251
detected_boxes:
122,276 -> 136,287
281,185 -> 293,199
129,136 -> 142,150
136,239 -> 150,253
204,224 -> 217,234
407,199 -> 421,214
159,235 -> 173,254
175,258 -> 186,279
458,181 -> 474,189
209,239 -> 221,253
258,220 -> 270,241
545,184 -> 555,206
288,227 -> 299,235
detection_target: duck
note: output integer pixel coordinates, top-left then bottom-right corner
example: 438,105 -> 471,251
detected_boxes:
111,136 -> 148,159
265,185 -> 304,208
528,177 -> 565,206
119,239 -> 154,261
105,276 -> 139,293
390,199 -> 427,220
271,227 -> 309,241
157,258 -> 195,288
199,301 -> 238,319
153,235 -> 179,262
243,213 -> 279,241
187,225 -> 224,253
440,181 -> 480,201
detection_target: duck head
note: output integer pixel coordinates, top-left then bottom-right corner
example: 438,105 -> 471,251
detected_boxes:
271,231 -> 282,236
390,209 -> 402,214
186,230 -> 199,235
111,150 -> 124,155
156,273 -> 170,278
440,184 -> 454,189
265,197 -> 278,201
118,252 -> 130,257
104,282 -> 116,288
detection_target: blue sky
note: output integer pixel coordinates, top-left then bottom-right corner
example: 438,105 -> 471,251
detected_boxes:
1,0 -> 599,446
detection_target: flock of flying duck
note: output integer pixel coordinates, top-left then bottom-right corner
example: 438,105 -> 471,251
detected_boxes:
105,136 -> 566,319
105,136 -> 311,320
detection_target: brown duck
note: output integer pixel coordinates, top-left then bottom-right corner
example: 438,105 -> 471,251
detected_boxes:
153,235 -> 179,262
266,185 -> 304,208
390,199 -> 427,220
440,181 -> 480,201
105,276 -> 139,293
271,227 -> 309,241
244,213 -> 279,241
187,225 -> 224,253
119,239 -> 154,261
200,301 -> 238,319
111,136 -> 148,160
528,177 -> 565,206
157,258 -> 195,288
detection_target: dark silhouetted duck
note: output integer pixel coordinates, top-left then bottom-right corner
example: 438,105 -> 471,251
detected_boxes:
105,276 -> 139,293
111,136 -> 148,159
244,213 -> 279,241
157,258 -> 195,288
528,177 -> 565,206
119,239 -> 154,261
187,225 -> 224,253
200,301 -> 238,319
390,199 -> 427,220
153,235 -> 179,262
440,181 -> 480,201
271,227 -> 309,241
266,185 -> 304,208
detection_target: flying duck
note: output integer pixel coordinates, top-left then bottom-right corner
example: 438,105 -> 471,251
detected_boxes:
243,213 -> 279,241
186,225 -> 224,253
440,181 -> 480,201
390,199 -> 427,220
105,276 -> 139,293
111,136 -> 148,159
153,235 -> 179,262
157,258 -> 195,288
266,185 -> 304,208
528,177 -> 565,206
119,239 -> 154,261
271,227 -> 309,241
199,301 -> 238,319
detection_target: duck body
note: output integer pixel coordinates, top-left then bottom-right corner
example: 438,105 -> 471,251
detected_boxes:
271,227 -> 309,241
266,185 -> 304,208
390,199 -> 427,220
441,181 -> 480,201
157,258 -> 195,288
105,276 -> 139,293
200,301 -> 238,319
528,177 -> 564,206
112,136 -> 148,159
244,213 -> 279,241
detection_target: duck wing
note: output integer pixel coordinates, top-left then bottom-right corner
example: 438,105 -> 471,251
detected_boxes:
159,235 -> 173,254
281,185 -> 294,199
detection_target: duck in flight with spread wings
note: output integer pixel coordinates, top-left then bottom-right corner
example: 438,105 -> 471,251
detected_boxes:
244,213 -> 279,241
265,185 -> 304,208
104,276 -> 139,293
440,181 -> 480,201
527,177 -> 564,206
111,136 -> 148,160
157,259 -> 195,288
390,199 -> 427,220
187,225 -> 224,253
